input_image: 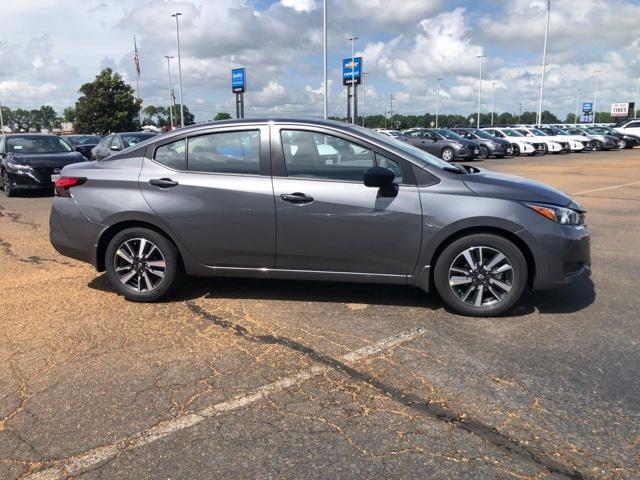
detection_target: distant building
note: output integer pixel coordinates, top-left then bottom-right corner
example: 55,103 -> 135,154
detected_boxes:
61,122 -> 74,134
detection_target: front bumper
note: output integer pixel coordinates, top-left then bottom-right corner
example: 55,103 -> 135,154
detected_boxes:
4,167 -> 58,190
454,146 -> 480,159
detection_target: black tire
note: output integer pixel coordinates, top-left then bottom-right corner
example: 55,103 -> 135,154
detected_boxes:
1,169 -> 16,197
512,144 -> 520,156
105,227 -> 183,302
433,233 -> 528,317
542,143 -> 549,154
441,147 -> 455,162
592,140 -> 603,151
619,139 -> 627,149
478,145 -> 489,159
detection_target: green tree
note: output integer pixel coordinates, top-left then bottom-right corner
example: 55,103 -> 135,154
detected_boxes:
174,104 -> 195,126
142,105 -> 170,127
74,68 -> 141,134
214,112 -> 232,121
12,109 -> 31,132
38,105 -> 59,130
63,107 -> 76,123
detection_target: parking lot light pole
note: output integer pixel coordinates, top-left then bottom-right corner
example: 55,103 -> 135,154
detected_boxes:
348,34 -> 358,124
323,0 -> 328,119
476,54 -> 486,128
635,76 -> 640,119
362,72 -> 369,127
593,69 -> 601,124
0,41 -> 4,136
165,56 -> 175,130
172,12 -> 185,128
435,78 -> 442,128
491,82 -> 497,126
537,0 -> 551,126
574,89 -> 581,125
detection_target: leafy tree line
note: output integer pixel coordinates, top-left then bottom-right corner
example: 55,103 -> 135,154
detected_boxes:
0,105 -> 62,132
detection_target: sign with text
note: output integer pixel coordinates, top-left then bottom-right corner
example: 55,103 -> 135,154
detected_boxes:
582,102 -> 593,113
579,114 -> 593,123
611,102 -> 634,117
342,57 -> 362,85
231,68 -> 246,93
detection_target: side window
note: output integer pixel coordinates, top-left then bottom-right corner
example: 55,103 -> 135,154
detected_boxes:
627,121 -> 640,128
281,130 -> 374,182
375,153 -> 405,184
407,131 -> 422,138
187,130 -> 260,174
112,136 -> 124,150
154,139 -> 186,170
103,136 -> 113,149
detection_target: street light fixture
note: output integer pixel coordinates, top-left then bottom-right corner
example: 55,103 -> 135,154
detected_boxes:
593,69 -> 602,124
435,78 -> 442,128
574,89 -> 581,125
164,56 -> 175,130
476,54 -> 486,128
171,12 -> 185,127
348,34 -> 359,124
536,0 -> 551,126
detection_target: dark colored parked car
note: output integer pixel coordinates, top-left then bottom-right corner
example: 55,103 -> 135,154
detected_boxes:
451,128 -> 513,158
91,132 -> 158,160
50,119 -> 590,317
563,127 -> 620,151
1,134 -> 86,197
588,126 -> 640,149
401,128 -> 480,161
63,135 -> 102,160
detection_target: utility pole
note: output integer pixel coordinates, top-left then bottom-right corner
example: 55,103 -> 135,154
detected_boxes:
476,54 -> 486,128
537,0 -> 551,126
362,72 -> 369,127
491,82 -> 497,126
165,56 -> 175,130
348,34 -> 359,124
172,12 -> 185,127
0,42 -> 4,136
574,89 -> 581,124
389,94 -> 393,127
518,103 -> 523,123
435,78 -> 442,128
322,0 -> 328,119
384,106 -> 387,129
593,69 -> 602,124
635,76 -> 640,119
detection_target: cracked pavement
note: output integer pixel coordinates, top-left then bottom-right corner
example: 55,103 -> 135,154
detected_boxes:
1,151 -> 639,479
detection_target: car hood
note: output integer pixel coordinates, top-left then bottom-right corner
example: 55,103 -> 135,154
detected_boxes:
462,169 -> 577,208
9,152 -> 86,167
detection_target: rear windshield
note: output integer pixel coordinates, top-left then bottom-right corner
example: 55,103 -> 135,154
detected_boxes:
6,136 -> 72,154
65,135 -> 101,145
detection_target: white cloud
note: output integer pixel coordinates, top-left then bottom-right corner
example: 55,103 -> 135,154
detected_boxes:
280,0 -> 316,13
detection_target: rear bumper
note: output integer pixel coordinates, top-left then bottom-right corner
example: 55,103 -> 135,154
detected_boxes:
49,197 -> 103,265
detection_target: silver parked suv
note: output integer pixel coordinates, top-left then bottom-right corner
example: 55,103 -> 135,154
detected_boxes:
50,119 -> 590,316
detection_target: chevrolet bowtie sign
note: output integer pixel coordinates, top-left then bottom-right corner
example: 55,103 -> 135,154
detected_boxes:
342,57 -> 362,85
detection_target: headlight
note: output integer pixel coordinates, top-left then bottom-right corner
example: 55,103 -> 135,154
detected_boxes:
6,161 -> 33,173
526,203 -> 584,225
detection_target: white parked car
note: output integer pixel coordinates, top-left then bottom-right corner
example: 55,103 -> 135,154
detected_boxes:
374,129 -> 402,138
481,127 -> 544,156
615,119 -> 640,137
538,126 -> 592,151
512,127 -> 574,153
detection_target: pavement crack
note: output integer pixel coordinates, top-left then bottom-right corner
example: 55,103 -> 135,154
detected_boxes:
186,300 -> 589,480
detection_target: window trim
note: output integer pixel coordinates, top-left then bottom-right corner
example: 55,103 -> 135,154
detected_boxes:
272,125 -> 416,186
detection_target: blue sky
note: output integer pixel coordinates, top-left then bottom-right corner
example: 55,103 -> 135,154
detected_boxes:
1,0 -> 640,121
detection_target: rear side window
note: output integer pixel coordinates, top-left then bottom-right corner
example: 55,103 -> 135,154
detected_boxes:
154,139 -> 186,170
281,130 -> 375,182
187,130 -> 260,174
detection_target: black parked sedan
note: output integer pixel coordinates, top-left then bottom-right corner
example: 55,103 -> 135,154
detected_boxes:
451,128 -> 513,158
91,132 -> 158,160
63,135 -> 102,160
588,126 -> 640,149
401,128 -> 479,161
1,134 -> 86,197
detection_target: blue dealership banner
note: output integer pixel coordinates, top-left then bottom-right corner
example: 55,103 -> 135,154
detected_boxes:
342,57 -> 362,85
232,68 -> 246,93
582,102 -> 593,113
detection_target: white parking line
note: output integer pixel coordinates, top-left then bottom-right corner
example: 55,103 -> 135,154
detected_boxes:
573,180 -> 640,196
23,327 -> 425,480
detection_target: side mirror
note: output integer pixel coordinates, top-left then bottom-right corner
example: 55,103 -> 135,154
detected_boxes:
364,166 -> 398,197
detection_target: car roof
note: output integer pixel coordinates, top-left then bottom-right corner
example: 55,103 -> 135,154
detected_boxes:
3,133 -> 60,138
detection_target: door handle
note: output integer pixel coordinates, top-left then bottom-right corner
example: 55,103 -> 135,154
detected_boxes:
149,178 -> 179,188
280,192 -> 314,204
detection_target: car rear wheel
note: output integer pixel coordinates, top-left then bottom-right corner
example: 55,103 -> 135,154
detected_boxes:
1,169 -> 16,197
478,146 -> 489,159
105,227 -> 183,302
592,140 -> 603,151
618,139 -> 626,149
441,147 -> 454,162
434,233 -> 527,317
511,144 -> 520,156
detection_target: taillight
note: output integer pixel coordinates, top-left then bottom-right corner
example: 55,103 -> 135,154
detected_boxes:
54,177 -> 86,197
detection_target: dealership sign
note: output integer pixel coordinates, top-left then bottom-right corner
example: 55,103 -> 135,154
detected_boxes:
611,102 -> 634,117
231,68 -> 246,93
579,114 -> 593,123
582,102 -> 593,113
342,57 -> 363,85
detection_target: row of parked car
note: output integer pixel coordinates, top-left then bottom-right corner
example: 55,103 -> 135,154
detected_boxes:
375,121 -> 640,161
0,131 -> 158,196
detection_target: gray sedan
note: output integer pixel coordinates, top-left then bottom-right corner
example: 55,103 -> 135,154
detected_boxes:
50,119 -> 590,316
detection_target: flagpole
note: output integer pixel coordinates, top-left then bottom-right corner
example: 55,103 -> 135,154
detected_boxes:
133,35 -> 142,125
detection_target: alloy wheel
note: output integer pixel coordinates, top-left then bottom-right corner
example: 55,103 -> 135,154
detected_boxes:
442,148 -> 454,162
113,238 -> 166,292
448,246 -> 514,307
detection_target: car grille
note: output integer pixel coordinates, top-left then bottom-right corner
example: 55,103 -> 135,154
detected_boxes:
533,142 -> 545,151
32,167 -> 57,185
560,142 -> 569,149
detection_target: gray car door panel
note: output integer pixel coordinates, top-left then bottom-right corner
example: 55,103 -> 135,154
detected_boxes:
138,125 -> 276,268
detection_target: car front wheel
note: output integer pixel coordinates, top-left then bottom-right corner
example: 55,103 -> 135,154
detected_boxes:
434,233 -> 527,317
105,227 -> 183,302
441,147 -> 455,162
478,145 -> 489,159
1,169 -> 16,197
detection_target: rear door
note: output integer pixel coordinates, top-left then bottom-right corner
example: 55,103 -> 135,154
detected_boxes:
138,125 -> 276,268
270,125 -> 422,275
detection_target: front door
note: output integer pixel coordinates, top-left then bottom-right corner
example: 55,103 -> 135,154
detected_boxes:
271,127 -> 422,275
138,125 -> 276,268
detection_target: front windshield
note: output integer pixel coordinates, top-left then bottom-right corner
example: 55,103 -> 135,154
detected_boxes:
435,129 -> 465,141
353,126 -> 455,170
546,128 -> 567,135
122,133 -> 157,147
66,135 -> 101,145
470,129 -> 496,140
529,128 -> 548,136
503,129 -> 524,138
6,136 -> 73,154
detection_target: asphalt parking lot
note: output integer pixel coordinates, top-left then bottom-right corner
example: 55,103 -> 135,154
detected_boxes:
1,150 -> 639,480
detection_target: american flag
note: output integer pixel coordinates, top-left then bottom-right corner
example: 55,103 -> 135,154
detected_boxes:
133,36 -> 141,77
